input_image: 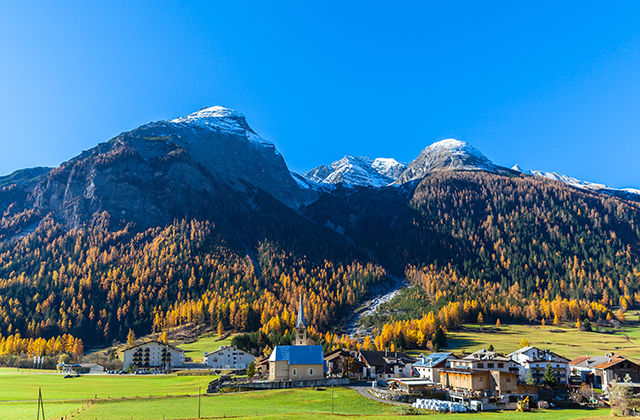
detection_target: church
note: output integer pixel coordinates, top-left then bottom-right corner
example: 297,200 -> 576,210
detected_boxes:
268,296 -> 325,381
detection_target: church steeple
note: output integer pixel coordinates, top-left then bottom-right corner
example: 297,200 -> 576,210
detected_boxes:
294,295 -> 307,345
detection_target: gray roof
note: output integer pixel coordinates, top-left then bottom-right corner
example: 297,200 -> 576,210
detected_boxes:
413,352 -> 453,368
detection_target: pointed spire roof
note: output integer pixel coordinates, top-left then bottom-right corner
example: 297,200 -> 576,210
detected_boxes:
295,295 -> 306,329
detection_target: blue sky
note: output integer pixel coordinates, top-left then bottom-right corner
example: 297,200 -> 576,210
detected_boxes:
1,1 -> 639,188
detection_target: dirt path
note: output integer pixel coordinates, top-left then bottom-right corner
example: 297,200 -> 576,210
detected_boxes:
347,383 -> 411,407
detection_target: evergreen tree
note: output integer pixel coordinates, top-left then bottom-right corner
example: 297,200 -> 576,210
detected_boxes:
543,362 -> 557,388
246,361 -> 256,378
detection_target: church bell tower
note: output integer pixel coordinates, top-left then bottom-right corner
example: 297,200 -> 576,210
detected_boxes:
294,295 -> 307,345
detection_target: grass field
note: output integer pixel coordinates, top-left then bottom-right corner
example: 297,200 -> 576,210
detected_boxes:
443,320 -> 640,360
178,333 -> 237,362
0,370 -> 216,401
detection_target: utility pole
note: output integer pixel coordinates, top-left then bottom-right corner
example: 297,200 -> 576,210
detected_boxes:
331,385 -> 334,414
36,387 -> 45,420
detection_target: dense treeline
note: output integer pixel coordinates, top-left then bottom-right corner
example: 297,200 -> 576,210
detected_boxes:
0,202 -> 386,344
1,170 -> 640,350
366,172 -> 640,327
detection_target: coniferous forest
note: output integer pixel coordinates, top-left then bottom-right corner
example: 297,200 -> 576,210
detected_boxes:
1,168 -> 640,357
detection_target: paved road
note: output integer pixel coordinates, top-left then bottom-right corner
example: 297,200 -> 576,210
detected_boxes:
346,383 -> 411,406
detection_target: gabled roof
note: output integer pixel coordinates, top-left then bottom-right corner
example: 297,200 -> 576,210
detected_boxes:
463,350 -> 510,362
507,346 -> 569,363
594,356 -> 639,371
268,345 -> 324,366
413,352 -> 453,368
359,350 -> 416,367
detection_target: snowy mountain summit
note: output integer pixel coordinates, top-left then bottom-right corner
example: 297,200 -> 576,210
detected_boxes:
396,139 -> 507,184
304,156 -> 407,187
170,106 -> 273,147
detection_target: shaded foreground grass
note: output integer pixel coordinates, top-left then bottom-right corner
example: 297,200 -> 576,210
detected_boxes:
0,371 -> 215,401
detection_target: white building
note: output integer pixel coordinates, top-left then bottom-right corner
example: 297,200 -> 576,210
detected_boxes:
508,346 -> 570,385
204,345 -> 255,370
412,353 -> 457,383
122,340 -> 185,372
453,349 -> 518,373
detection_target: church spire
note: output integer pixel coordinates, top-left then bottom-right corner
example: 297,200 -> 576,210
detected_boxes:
294,295 -> 307,345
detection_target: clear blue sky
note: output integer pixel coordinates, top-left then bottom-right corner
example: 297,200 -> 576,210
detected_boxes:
1,1 -> 639,188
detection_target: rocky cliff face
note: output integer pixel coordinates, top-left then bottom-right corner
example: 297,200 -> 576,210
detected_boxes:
1,106 -> 317,231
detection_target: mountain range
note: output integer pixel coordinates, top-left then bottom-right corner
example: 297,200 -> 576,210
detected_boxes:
0,106 -> 639,347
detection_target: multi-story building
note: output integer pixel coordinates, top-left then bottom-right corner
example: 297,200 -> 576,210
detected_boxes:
122,340 -> 185,372
508,346 -> 570,385
204,345 -> 255,370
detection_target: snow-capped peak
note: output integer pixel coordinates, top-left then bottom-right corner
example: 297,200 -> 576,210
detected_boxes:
170,106 -> 273,147
303,156 -> 407,187
396,138 -> 503,183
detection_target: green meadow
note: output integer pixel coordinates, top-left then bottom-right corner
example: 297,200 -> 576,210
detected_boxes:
443,320 -> 640,360
178,333 -> 237,363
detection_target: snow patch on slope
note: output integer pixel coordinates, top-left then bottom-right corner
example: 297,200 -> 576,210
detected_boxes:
304,156 -> 407,187
170,106 -> 273,147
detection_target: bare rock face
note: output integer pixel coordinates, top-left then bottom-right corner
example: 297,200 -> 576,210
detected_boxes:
29,139 -> 229,230
3,106 -> 318,231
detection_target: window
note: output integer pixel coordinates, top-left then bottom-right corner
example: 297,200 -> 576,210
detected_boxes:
506,378 -> 511,383
498,363 -> 504,368
487,363 -> 494,368
477,363 -> 484,368
309,368 -> 314,375
292,368 -> 297,376
479,377 -> 483,382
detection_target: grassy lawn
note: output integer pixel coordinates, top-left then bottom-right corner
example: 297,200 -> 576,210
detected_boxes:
443,321 -> 640,360
178,333 -> 237,362
0,371 -> 216,401
0,401 -> 85,420
70,388 -> 402,419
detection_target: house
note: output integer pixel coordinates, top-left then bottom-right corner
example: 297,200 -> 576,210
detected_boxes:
571,354 -> 640,390
508,346 -> 569,385
440,366 -> 519,397
268,345 -> 325,381
57,363 -> 104,374
204,345 -> 255,370
357,350 -> 416,380
267,296 -> 325,381
453,349 -> 518,373
413,352 -> 458,383
324,349 -> 366,378
122,340 -> 185,372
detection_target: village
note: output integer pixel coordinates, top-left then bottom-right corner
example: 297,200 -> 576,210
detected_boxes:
56,297 -> 640,413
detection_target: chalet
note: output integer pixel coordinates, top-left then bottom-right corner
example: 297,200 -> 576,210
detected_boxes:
413,352 -> 457,383
508,346 -> 570,385
571,354 -> 640,390
440,367 -> 518,397
357,350 -> 416,380
324,349 -> 366,379
453,349 -> 518,373
122,340 -> 185,372
204,345 -> 255,370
